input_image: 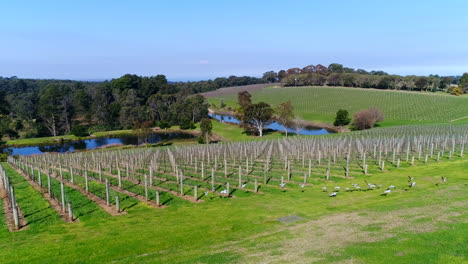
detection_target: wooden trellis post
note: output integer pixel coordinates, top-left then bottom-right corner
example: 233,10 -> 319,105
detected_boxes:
105,178 -> 110,206
60,181 -> 66,212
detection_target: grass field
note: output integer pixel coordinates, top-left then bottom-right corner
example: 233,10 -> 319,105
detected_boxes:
207,86 -> 468,126
0,153 -> 467,263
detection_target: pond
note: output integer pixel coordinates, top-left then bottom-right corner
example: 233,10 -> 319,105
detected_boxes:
7,132 -> 194,156
209,114 -> 331,136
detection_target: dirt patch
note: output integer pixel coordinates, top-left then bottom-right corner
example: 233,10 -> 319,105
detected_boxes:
277,215 -> 305,224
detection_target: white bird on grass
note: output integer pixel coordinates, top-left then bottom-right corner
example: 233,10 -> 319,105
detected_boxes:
408,176 -> 415,182
382,189 -> 391,195
388,185 -> 396,189
442,177 -> 447,182
329,192 -> 338,197
334,186 -> 341,191
409,182 -> 416,188
345,187 -> 350,192
300,183 -> 305,189
241,183 -> 247,188
322,187 -> 327,192
204,191 -> 209,196
279,182 -> 286,188
220,189 -> 228,194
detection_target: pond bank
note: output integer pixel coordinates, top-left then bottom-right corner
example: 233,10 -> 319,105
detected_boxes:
208,109 -> 348,133
5,128 -> 200,148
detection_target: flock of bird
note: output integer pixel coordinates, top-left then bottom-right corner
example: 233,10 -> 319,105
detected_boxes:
322,176 -> 446,197
324,176 -> 423,197
214,175 -> 446,197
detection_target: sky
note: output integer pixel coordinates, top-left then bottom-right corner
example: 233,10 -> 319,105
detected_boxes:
1,0 -> 468,81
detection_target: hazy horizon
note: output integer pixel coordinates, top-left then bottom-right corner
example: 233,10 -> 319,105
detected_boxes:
1,0 -> 468,80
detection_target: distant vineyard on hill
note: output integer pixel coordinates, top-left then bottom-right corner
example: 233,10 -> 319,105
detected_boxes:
207,86 -> 468,126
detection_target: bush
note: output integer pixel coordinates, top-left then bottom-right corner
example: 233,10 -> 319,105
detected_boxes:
333,109 -> 351,126
71,125 -> 89,137
352,107 -> 384,130
88,124 -> 118,134
452,86 -> 463,96
158,120 -> 170,129
197,136 -> 205,144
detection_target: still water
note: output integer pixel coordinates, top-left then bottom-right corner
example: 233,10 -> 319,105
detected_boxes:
8,133 -> 194,156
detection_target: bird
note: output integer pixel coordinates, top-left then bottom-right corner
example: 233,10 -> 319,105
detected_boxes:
365,180 -> 376,189
329,192 -> 338,197
241,183 -> 247,188
279,182 -> 286,188
220,189 -> 228,194
345,187 -> 350,192
382,189 -> 391,195
377,184 -> 382,188
334,186 -> 341,191
409,182 -> 416,188
300,183 -> 305,189
322,187 -> 327,192
442,177 -> 447,182
388,185 -> 396,189
408,176 -> 415,182
367,183 -> 376,190
204,191 -> 209,196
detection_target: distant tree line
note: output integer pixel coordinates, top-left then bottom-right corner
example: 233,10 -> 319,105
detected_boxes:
0,74 -> 267,140
172,75 -> 265,94
262,63 -> 466,94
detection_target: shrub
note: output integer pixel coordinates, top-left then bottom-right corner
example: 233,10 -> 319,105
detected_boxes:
333,109 -> 351,126
158,120 -> 170,129
70,125 -> 89,137
180,119 -> 196,130
197,136 -> 205,144
452,86 -> 463,96
352,107 -> 384,130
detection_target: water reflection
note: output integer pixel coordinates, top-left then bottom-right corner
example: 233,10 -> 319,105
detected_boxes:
8,132 -> 194,156
209,114 -> 331,136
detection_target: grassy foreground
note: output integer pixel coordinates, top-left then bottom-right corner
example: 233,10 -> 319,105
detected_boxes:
208,86 -> 468,127
0,156 -> 466,263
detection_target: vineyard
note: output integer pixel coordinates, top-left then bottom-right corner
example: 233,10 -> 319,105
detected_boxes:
207,86 -> 468,126
0,124 -> 467,262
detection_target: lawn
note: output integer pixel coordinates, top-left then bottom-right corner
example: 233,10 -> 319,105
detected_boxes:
0,155 -> 466,263
207,86 -> 468,127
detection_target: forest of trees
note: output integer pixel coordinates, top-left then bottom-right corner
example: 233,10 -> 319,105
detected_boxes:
0,74 -> 263,140
262,63 -> 465,93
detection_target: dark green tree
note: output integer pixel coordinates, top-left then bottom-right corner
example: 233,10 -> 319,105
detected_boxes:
262,71 -> 278,83
200,118 -> 213,143
334,109 -> 351,126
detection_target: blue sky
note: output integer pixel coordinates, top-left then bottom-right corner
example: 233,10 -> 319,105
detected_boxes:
1,0 -> 467,80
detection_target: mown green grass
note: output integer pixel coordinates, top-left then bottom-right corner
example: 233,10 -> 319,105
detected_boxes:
0,154 -> 466,263
208,86 -> 468,126
211,120 -> 285,141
